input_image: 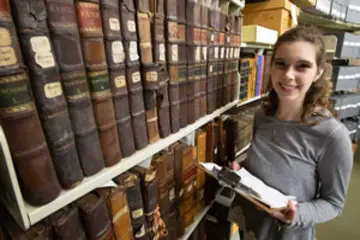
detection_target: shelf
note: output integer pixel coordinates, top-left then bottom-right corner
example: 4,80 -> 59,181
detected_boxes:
298,11 -> 360,31
241,43 -> 273,50
2,99 -> 253,230
178,205 -> 212,240
236,94 -> 265,107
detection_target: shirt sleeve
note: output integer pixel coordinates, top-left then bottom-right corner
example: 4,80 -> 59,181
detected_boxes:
288,124 -> 353,229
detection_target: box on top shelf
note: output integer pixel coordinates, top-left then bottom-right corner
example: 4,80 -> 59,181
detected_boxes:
291,0 -> 331,15
332,66 -> 360,91
242,25 -> 278,45
330,0 -> 349,21
346,0 -> 360,24
331,93 -> 360,119
335,32 -> 360,59
243,8 -> 298,35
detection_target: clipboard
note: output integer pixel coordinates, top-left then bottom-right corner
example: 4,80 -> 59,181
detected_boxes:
197,163 -> 288,214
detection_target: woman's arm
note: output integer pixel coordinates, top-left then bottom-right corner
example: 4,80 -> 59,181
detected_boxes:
287,125 -> 353,229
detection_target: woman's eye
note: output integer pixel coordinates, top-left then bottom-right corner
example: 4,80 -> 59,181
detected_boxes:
275,62 -> 285,68
296,64 -> 310,70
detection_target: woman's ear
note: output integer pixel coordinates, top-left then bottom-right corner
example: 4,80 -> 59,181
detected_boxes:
314,67 -> 325,82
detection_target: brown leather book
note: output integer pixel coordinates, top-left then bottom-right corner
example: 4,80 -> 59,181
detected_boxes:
11,0 -> 86,189
166,210 -> 177,240
95,187 -> 133,240
0,11 -> 62,204
125,63 -> 148,150
150,0 -> 165,17
114,173 -> 149,240
77,193 -> 113,240
137,12 -> 153,64
165,149 -> 176,214
153,153 -> 169,215
45,0 -> 104,176
165,0 -> 177,21
176,0 -> 185,23
75,1 -> 122,166
172,142 -> 184,206
109,67 -> 136,157
100,0 -> 122,40
156,65 -> 171,138
7,220 -> 54,240
178,64 -> 187,128
51,206 -> 87,240
186,0 -> 201,27
120,2 -> 137,43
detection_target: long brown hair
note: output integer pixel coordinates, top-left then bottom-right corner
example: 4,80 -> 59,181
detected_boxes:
262,26 -> 335,124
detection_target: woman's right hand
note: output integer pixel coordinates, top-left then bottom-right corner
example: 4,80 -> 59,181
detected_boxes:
232,161 -> 241,171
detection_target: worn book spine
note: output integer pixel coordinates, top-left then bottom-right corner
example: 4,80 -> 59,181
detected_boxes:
45,0 -> 104,176
11,0 -> 85,189
154,154 -> 169,215
51,206 -> 87,240
156,66 -> 171,138
114,173 -> 149,240
76,0 -> 121,167
100,0 -> 136,158
95,187 -> 133,240
77,193 -> 113,240
0,1 -> 61,205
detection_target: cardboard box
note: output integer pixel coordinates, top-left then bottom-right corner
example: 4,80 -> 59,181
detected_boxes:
332,66 -> 360,91
244,8 -> 296,35
242,25 -> 278,45
346,0 -> 360,24
243,0 -> 294,13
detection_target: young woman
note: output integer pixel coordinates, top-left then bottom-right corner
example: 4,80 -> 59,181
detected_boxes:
230,26 -> 353,240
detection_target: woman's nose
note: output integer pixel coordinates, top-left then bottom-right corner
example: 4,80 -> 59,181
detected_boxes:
284,66 -> 296,80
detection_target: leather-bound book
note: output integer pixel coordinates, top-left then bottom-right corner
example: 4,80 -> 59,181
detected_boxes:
109,67 -> 136,157
137,12 -> 153,64
11,0 -> 84,189
0,1 -> 61,204
168,64 -> 180,133
150,0 -> 165,17
172,142 -> 184,205
156,66 -> 171,138
165,148 -> 176,213
0,2 -> 24,76
165,0 -> 177,21
77,193 -> 113,240
125,63 -> 148,150
76,0 -> 121,166
135,0 -> 150,13
100,0 -> 122,41
7,220 -> 54,240
95,187 -> 133,240
153,154 -> 169,215
45,0 -> 104,176
166,210 -> 177,240
114,173 -> 149,240
178,64 -> 188,128
51,206 -> 87,240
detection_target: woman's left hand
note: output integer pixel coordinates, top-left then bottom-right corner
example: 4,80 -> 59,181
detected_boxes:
271,200 -> 297,225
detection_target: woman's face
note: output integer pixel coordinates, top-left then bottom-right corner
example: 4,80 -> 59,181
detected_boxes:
270,40 -> 324,104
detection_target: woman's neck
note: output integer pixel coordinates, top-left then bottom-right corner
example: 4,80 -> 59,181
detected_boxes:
276,101 -> 303,121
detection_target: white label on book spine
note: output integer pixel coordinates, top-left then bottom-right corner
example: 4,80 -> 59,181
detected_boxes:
112,41 -> 125,63
132,72 -> 141,83
202,47 -> 207,60
109,18 -> 120,31
132,209 -> 144,219
114,76 -> 126,88
159,43 -> 165,61
169,188 -> 175,201
220,47 -> 225,59
214,47 -> 219,59
172,44 -> 178,61
35,52 -> 55,68
129,41 -> 139,61
187,184 -> 193,193
44,82 -> 63,99
0,28 -> 11,46
30,36 -> 51,53
127,20 -> 136,32
195,46 -> 201,61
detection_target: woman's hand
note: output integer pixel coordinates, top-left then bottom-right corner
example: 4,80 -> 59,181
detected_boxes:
232,161 -> 241,171
271,200 -> 297,225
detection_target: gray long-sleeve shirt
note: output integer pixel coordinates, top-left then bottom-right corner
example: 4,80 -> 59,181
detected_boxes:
230,109 -> 353,240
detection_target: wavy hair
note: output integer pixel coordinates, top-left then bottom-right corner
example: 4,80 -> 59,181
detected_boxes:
262,26 -> 335,124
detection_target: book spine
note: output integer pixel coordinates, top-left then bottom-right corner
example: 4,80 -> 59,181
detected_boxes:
0,0 -> 61,206
100,0 -> 136,157
11,0 -> 85,189
76,0 -> 121,167
44,0 -> 104,176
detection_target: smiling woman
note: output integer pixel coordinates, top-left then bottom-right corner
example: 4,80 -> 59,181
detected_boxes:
229,26 -> 353,240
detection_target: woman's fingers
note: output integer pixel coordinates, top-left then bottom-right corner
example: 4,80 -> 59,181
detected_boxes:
232,161 -> 241,171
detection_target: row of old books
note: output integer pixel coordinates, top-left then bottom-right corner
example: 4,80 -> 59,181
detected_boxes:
0,127 -> 216,240
0,0 -> 242,208
239,51 -> 272,102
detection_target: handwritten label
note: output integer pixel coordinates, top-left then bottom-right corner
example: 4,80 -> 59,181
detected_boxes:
132,209 -> 144,219
112,41 -> 125,63
0,28 -> 11,46
30,36 -> 51,53
202,47 -> 207,60
127,20 -> 136,32
159,43 -> 165,61
44,82 -> 63,99
169,188 -> 175,201
114,75 -> 126,88
146,71 -> 158,82
195,46 -> 201,61
132,72 -> 141,83
214,47 -> 219,59
220,47 -> 225,59
35,52 -> 55,68
0,47 -> 17,67
171,44 -> 178,61
211,33 -> 215,41
129,41 -> 139,61
109,18 -> 120,31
